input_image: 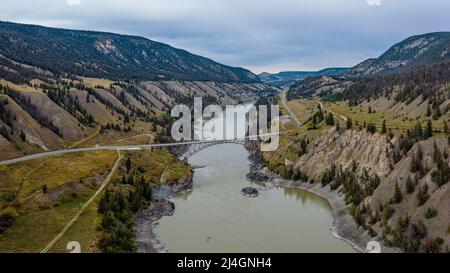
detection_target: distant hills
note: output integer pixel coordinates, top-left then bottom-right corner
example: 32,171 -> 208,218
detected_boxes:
0,21 -> 259,83
0,21 -> 279,161
258,68 -> 350,87
347,32 -> 450,77
288,32 -> 450,100
278,32 -> 450,89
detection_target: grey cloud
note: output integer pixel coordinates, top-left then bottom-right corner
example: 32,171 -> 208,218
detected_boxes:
0,0 -> 448,73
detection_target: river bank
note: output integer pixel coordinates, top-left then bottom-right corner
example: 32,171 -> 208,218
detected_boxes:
135,142 -> 375,253
247,161 -> 400,253
134,176 -> 194,253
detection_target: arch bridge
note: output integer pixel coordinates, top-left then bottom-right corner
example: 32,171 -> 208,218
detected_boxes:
179,139 -> 246,161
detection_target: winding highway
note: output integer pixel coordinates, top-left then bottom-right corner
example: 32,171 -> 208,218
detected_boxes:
281,89 -> 301,128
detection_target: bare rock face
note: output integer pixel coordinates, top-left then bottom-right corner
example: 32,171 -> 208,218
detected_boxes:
285,159 -> 294,169
294,128 -> 392,179
367,137 -> 450,246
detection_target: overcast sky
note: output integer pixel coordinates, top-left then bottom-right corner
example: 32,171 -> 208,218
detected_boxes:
0,0 -> 448,73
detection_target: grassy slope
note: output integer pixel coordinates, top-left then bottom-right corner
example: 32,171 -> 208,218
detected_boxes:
323,99 -> 449,133
0,151 -> 117,253
0,148 -> 191,253
267,95 -> 450,251
263,98 -> 329,174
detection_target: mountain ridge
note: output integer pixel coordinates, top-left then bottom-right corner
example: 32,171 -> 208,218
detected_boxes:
258,67 -> 350,87
347,32 -> 450,77
0,21 -> 259,83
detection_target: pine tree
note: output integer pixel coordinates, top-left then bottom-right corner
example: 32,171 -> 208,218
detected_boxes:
125,157 -> 132,173
417,185 -> 430,206
19,130 -> 26,141
381,120 -> 387,134
299,138 -> 307,156
325,113 -> 334,126
433,140 -> 440,163
425,120 -> 433,139
346,117 -> 352,129
432,107 -> 441,120
415,121 -> 423,140
392,181 -> 402,204
406,176 -> 415,194
417,144 -> 423,161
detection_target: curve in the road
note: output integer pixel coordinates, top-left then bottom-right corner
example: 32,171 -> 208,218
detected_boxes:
281,90 -> 301,128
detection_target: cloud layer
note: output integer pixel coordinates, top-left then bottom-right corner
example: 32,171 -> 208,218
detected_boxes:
66,0 -> 81,6
367,0 -> 382,6
0,0 -> 448,73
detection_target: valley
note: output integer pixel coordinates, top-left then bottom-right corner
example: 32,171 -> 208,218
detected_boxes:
262,33 -> 450,252
0,19 -> 448,254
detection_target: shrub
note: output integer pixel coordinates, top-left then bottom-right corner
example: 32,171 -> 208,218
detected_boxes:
424,207 -> 438,219
417,185 -> 430,206
0,208 -> 18,234
383,206 -> 395,223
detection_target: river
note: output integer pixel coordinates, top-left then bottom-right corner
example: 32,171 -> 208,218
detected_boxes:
153,143 -> 354,253
153,102 -> 354,252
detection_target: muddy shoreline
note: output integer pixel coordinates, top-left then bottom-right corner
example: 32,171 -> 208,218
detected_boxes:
134,176 -> 193,253
134,144 -> 396,253
247,161 -> 400,253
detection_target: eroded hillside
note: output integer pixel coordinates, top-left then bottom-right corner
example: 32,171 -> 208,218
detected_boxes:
0,57 -> 277,160
266,60 -> 450,252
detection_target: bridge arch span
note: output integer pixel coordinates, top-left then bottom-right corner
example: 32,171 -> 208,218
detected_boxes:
179,139 -> 246,161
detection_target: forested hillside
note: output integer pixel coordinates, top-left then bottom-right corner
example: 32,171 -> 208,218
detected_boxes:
0,21 -> 259,82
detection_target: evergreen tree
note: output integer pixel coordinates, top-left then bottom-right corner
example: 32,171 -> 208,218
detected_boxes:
432,107 -> 441,120
425,120 -> 433,139
406,176 -> 415,194
19,130 -> 26,141
392,181 -> 402,204
346,117 -> 353,129
417,185 -> 430,206
325,113 -> 334,126
299,138 -> 307,156
367,123 -> 377,134
415,121 -> 423,140
433,140 -> 440,163
98,190 -> 111,214
125,157 -> 132,173
381,120 -> 387,134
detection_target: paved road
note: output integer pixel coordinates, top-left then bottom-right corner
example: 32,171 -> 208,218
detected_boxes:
0,137 -> 276,166
281,89 -> 301,128
41,151 -> 123,253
